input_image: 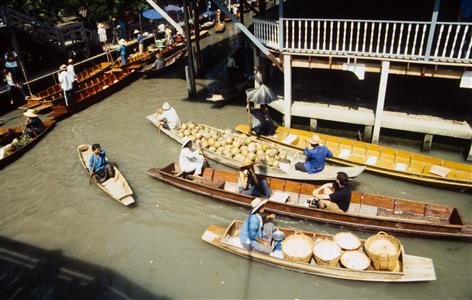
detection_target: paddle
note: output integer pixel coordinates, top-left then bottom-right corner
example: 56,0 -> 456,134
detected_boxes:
89,154 -> 96,184
200,147 -> 210,167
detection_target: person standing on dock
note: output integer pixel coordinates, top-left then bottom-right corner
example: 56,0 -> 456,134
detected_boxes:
3,69 -> 26,105
134,29 -> 144,54
4,48 -> 19,81
97,23 -> 112,62
116,39 -> 127,66
67,59 -> 77,88
295,135 -> 333,174
58,64 -> 73,109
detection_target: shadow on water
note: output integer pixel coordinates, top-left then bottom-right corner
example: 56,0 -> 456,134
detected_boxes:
0,236 -> 170,300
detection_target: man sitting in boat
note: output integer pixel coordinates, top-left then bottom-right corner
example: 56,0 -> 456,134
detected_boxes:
88,144 -> 115,182
151,53 -> 165,70
295,135 -> 333,174
179,137 -> 206,177
157,102 -> 181,130
23,109 -> 45,138
238,161 -> 272,197
312,172 -> 351,213
239,198 -> 276,254
249,103 -> 276,136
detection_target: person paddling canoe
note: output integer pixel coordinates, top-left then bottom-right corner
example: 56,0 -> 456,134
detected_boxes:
295,134 -> 333,174
88,144 -> 115,182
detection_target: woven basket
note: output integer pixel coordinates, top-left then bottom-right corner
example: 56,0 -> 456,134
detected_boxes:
364,231 -> 401,271
313,240 -> 342,267
334,232 -> 361,250
281,232 -> 314,263
340,250 -> 371,271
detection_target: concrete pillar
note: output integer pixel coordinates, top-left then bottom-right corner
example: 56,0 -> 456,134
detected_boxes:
283,54 -> 292,128
254,48 -> 262,88
422,134 -> 433,151
372,61 -> 390,144
310,119 -> 317,131
363,126 -> 373,141
467,141 -> 472,161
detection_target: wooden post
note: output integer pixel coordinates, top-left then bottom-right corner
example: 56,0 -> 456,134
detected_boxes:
8,25 -> 32,95
372,61 -> 390,144
193,0 -> 203,76
183,0 -> 196,97
254,48 -> 262,88
283,54 -> 292,128
422,134 -> 433,151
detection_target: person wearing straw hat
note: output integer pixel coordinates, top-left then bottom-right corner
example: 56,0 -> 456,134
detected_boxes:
23,109 -> 45,138
295,134 -> 333,174
97,23 -> 113,62
157,102 -> 181,130
67,58 -> 77,87
312,172 -> 351,213
179,137 -> 206,177
238,160 -> 272,197
134,29 -> 144,53
116,39 -> 127,65
239,198 -> 275,254
58,64 -> 74,108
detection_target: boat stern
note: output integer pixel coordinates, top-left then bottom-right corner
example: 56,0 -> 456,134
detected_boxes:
201,224 -> 225,244
120,195 -> 136,206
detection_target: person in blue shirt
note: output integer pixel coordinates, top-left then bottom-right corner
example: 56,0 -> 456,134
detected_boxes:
239,198 -> 276,254
116,39 -> 127,65
134,29 -> 144,53
295,134 -> 333,174
88,144 -> 115,182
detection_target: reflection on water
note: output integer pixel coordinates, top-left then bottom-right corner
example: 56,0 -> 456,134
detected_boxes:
1,21 -> 471,299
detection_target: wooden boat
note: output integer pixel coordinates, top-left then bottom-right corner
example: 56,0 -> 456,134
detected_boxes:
147,163 -> 472,240
214,22 -> 226,33
236,124 -> 472,189
200,20 -> 215,30
0,119 -> 55,169
47,64 -> 142,121
202,220 -> 436,282
77,144 -> 135,206
146,114 -> 365,181
141,48 -> 186,77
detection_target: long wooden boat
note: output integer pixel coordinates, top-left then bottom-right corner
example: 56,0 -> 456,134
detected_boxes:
147,163 -> 472,240
77,144 -> 135,206
202,220 -> 436,282
214,22 -> 225,33
236,124 -> 472,189
47,64 -> 142,121
141,48 -> 186,78
0,119 -> 55,169
146,114 -> 365,181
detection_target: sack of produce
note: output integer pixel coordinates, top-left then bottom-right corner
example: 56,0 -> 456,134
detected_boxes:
340,250 -> 371,270
364,231 -> 401,271
313,240 -> 342,267
281,232 -> 314,263
334,232 -> 361,250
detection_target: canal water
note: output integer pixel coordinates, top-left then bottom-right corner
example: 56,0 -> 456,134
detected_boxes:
1,22 -> 471,300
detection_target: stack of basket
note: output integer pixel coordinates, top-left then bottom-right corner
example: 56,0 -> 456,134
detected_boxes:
335,232 -> 371,271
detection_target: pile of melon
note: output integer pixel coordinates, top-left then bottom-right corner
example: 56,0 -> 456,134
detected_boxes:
176,122 -> 292,168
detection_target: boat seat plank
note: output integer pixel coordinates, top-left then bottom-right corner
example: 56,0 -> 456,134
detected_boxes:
362,194 -> 394,210
359,204 -> 378,216
224,181 -> 239,193
394,199 -> 425,216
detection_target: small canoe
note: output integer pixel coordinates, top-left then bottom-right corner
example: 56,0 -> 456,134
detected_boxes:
146,114 -> 365,181
214,22 -> 225,33
147,163 -> 472,240
236,124 -> 472,189
202,220 -> 436,282
77,144 -> 135,206
142,48 -> 186,77
0,119 -> 55,169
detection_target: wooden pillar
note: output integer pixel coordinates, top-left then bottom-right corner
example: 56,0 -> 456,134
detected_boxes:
310,119 -> 317,131
422,134 -> 433,151
183,0 -> 196,97
467,141 -> 472,161
283,54 -> 292,128
254,48 -> 262,88
372,61 -> 390,144
193,0 -> 203,76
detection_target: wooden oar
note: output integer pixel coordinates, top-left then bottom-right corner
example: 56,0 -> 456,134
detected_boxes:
89,154 -> 96,184
200,147 -> 210,167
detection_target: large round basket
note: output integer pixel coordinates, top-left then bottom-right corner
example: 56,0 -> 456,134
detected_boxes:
281,232 -> 314,263
313,240 -> 342,267
334,232 -> 361,250
364,231 -> 401,271
340,250 -> 371,271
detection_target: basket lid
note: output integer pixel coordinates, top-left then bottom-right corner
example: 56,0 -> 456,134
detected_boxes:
313,240 -> 341,261
340,250 -> 371,271
334,232 -> 361,250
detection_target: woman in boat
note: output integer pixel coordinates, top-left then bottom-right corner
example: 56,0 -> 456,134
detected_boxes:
295,135 -> 333,174
238,161 -> 272,197
239,198 -> 275,254
23,109 -> 45,138
312,172 -> 351,213
179,138 -> 206,177
88,144 -> 115,182
157,102 -> 181,130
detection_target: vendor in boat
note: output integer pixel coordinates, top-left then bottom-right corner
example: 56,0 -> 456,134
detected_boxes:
88,144 -> 115,182
151,53 -> 165,70
295,135 -> 333,174
23,109 -> 45,138
238,161 -> 272,197
248,103 -> 276,136
312,172 -> 351,213
179,137 -> 206,177
116,39 -> 127,66
157,102 -> 181,130
134,29 -> 144,54
239,198 -> 276,254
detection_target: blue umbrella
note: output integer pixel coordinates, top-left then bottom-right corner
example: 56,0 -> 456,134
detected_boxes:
165,4 -> 182,12
143,9 -> 163,20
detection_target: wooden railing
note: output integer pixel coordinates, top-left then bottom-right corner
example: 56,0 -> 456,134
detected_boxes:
253,18 -> 472,64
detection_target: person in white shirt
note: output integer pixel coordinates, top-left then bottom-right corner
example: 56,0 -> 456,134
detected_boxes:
179,137 -> 206,177
157,102 -> 181,130
4,48 -> 19,79
3,69 -> 26,104
58,64 -> 73,108
97,23 -> 112,61
67,58 -> 77,84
